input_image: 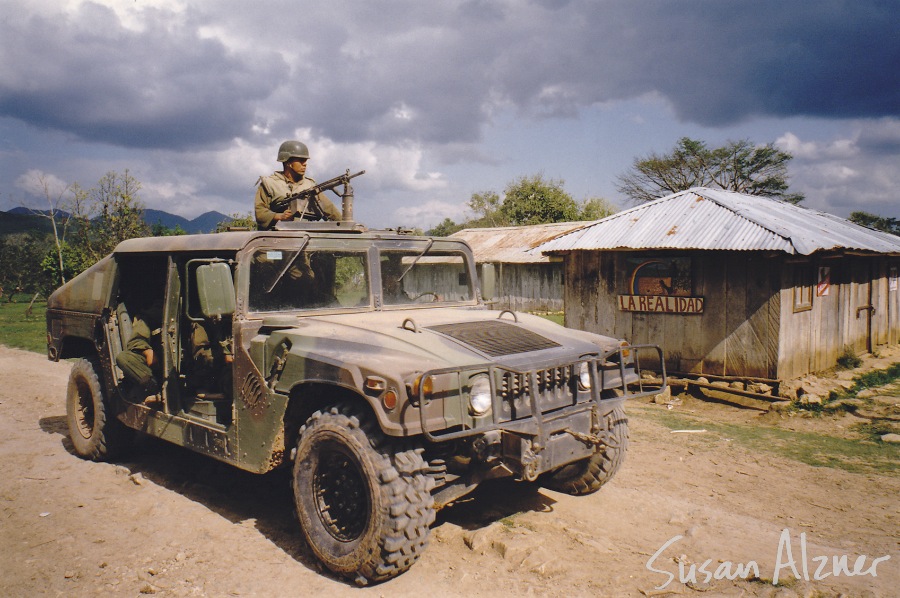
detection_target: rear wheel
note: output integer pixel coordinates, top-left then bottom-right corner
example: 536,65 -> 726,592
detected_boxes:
66,358 -> 132,460
292,405 -> 435,585
540,406 -> 628,495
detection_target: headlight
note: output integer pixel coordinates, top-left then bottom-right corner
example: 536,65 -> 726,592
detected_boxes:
579,362 -> 592,390
468,374 -> 492,416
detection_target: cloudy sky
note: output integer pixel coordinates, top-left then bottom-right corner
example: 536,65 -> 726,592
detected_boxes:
1,0 -> 898,229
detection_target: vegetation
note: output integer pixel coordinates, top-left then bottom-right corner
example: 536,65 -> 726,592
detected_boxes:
215,212 -> 256,232
616,137 -> 804,204
633,404 -> 899,475
427,173 -> 617,236
848,211 -> 900,236
0,300 -> 47,353
836,345 -> 863,370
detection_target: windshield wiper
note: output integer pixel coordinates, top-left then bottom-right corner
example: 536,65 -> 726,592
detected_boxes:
397,238 -> 434,282
265,235 -> 311,294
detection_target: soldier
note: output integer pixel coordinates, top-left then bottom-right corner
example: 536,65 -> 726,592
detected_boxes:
115,300 -> 164,404
254,140 -> 342,230
190,320 -> 234,398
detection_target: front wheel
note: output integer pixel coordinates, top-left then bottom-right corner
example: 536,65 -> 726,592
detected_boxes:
540,406 -> 628,495
292,405 -> 435,585
65,358 -> 132,461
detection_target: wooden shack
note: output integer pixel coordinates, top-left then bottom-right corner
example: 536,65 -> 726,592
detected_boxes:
450,222 -> 587,312
537,188 -> 900,379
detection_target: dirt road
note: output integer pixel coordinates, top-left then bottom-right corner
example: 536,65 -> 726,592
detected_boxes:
1,345 -> 897,597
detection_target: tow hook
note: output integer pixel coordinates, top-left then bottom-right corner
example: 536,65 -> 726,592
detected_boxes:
562,428 -> 618,448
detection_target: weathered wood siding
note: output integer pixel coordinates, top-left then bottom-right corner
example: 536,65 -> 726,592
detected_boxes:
482,262 -> 564,312
563,250 -> 781,378
564,250 -> 900,380
777,256 -> 900,379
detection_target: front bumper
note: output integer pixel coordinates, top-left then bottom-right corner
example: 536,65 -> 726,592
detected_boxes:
415,344 -> 665,466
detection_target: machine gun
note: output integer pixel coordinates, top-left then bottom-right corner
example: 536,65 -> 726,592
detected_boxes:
269,169 -> 366,220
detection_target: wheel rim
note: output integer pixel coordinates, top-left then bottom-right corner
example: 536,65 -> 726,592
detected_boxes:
74,378 -> 95,439
313,444 -> 370,542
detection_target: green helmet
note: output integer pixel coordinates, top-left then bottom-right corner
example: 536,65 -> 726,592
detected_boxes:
277,140 -> 310,162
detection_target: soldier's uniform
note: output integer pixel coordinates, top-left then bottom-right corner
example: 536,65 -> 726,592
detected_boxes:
190,321 -> 233,397
115,315 -> 162,393
254,171 -> 341,231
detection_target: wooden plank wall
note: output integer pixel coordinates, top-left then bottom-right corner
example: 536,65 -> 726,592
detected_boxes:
498,263 -> 564,312
564,250 -> 780,378
777,256 -> 900,379
564,250 -> 900,380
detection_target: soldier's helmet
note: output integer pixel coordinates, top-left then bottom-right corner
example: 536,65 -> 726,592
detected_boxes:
277,140 -> 310,163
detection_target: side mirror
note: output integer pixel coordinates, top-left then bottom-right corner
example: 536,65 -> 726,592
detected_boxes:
481,263 -> 496,301
196,262 -> 235,319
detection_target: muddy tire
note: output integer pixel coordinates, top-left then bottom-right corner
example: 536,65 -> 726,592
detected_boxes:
66,358 -> 133,461
292,405 -> 435,585
540,406 -> 628,495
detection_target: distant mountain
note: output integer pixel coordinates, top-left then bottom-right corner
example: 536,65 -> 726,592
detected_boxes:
0,209 -> 58,236
1,207 -> 232,236
143,209 -> 232,234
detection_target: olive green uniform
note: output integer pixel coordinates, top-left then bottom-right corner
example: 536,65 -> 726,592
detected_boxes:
190,321 -> 234,396
254,171 -> 341,230
115,316 -> 161,390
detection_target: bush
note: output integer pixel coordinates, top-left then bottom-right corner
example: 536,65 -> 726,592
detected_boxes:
836,346 -> 862,370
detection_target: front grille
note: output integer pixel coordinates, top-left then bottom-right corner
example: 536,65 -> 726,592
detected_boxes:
496,365 -> 576,421
428,320 -> 561,357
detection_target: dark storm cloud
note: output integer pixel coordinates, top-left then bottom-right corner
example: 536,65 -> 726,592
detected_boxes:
0,3 -> 282,150
471,0 -> 900,127
600,0 -> 900,125
256,0 -> 900,147
1,0 -> 896,153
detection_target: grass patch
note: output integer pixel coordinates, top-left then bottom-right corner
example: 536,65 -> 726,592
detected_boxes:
533,311 -> 565,326
824,362 -> 900,407
0,300 -> 48,354
632,405 -> 900,475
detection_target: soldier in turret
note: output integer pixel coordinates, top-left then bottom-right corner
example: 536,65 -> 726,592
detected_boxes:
254,140 -> 341,230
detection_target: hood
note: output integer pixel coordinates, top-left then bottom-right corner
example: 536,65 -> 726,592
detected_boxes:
269,308 -> 617,375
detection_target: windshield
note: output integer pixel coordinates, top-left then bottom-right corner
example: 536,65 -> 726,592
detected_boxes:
380,249 -> 474,306
249,248 -> 369,312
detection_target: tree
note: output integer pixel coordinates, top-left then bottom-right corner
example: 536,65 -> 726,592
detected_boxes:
428,174 -> 617,233
39,170 -> 151,286
466,174 -> 613,228
151,222 -> 188,236
578,197 -> 619,221
426,218 -> 463,237
499,174 -> 584,225
19,173 -> 74,286
616,137 -> 804,204
466,190 -> 506,227
214,212 -> 256,233
848,211 -> 900,235
0,232 -> 55,299
67,170 -> 151,267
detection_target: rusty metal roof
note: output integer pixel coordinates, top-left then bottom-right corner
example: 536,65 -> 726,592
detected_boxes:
536,188 -> 900,256
449,222 -> 590,263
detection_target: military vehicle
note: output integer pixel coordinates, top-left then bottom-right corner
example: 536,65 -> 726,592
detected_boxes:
47,210 -> 665,584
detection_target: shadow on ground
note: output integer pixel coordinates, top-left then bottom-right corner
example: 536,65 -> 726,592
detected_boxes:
38,412 -> 558,585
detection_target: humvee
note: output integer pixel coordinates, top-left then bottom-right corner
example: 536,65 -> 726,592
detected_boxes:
47,217 -> 665,584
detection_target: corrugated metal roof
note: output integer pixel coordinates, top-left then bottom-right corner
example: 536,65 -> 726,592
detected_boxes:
537,187 -> 900,256
449,221 -> 590,263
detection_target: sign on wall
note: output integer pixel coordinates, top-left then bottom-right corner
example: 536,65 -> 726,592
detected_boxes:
817,266 -> 831,297
618,257 -> 704,314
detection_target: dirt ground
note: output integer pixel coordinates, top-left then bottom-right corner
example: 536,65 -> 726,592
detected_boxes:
1,345 -> 897,598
